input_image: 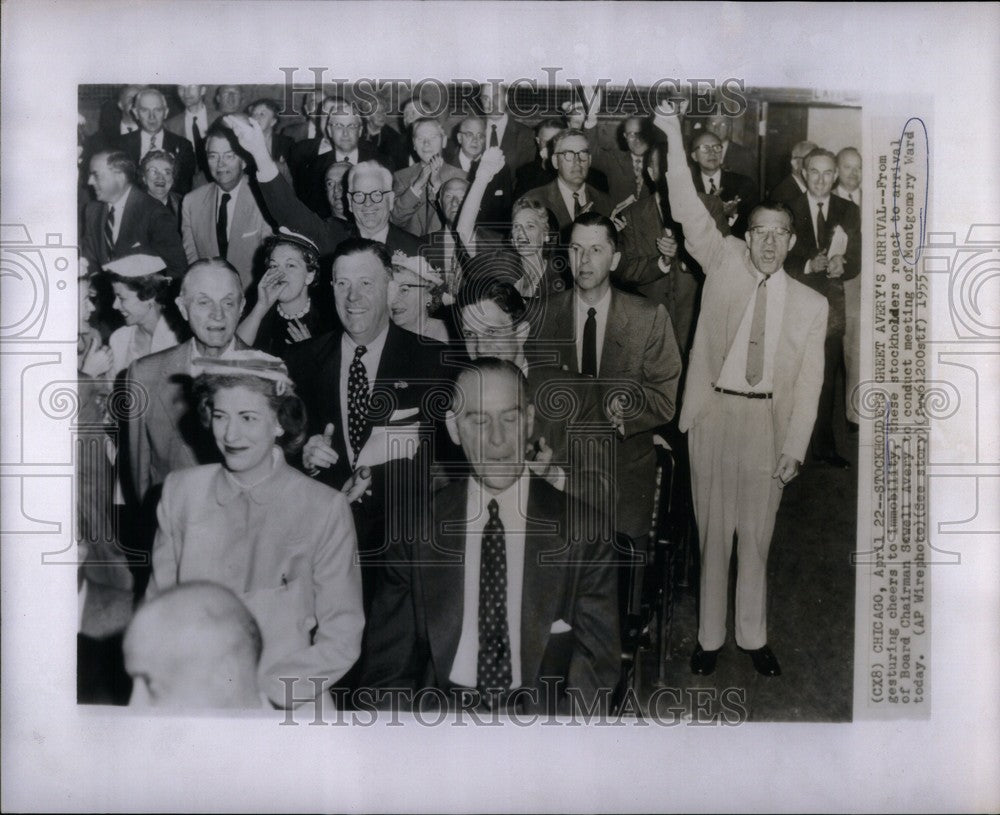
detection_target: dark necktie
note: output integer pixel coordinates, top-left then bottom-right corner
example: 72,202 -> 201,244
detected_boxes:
347,345 -> 371,463
490,123 -> 499,148
192,117 -> 204,168
216,192 -> 231,257
745,278 -> 767,387
104,205 -> 115,257
816,201 -> 827,250
582,306 -> 597,377
708,177 -> 718,196
477,498 -> 512,702
573,191 -> 582,219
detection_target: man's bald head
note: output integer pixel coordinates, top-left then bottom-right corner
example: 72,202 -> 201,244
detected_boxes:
124,582 -> 262,709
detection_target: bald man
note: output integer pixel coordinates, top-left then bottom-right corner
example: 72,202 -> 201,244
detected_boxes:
770,140 -> 817,205
124,581 -> 266,708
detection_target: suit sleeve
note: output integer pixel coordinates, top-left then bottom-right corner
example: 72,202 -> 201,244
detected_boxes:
390,170 -> 424,231
616,205 -> 667,287
782,296 -> 829,462
622,304 -> 682,438
839,200 -> 862,281
566,522 -> 621,714
147,200 -> 188,278
666,147 -> 730,274
180,192 -> 199,264
144,471 -> 182,601
257,174 -> 340,256
81,206 -> 99,268
261,491 -> 366,706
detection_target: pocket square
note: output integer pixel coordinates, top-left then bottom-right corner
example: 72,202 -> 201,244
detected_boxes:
240,230 -> 259,238
550,619 -> 572,634
493,189 -> 504,196
388,407 -> 419,423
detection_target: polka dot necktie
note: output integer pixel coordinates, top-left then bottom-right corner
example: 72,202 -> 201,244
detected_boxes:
347,345 -> 371,463
477,499 -> 512,702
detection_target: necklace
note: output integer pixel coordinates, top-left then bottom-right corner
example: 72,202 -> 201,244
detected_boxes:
277,298 -> 311,321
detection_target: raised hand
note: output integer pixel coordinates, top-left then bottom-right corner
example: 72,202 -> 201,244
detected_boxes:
526,436 -> 554,479
342,466 -> 373,503
81,335 -> 113,378
256,267 -> 286,312
476,146 -> 506,181
222,114 -> 269,162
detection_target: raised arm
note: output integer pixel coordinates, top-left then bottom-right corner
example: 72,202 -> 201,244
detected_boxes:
654,104 -> 729,273
455,146 -> 506,254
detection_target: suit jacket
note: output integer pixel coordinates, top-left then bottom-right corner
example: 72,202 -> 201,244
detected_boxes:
494,116 -> 536,172
522,179 -> 613,238
117,129 -> 197,194
784,193 -> 861,336
359,475 -> 621,714
721,140 -> 757,180
537,290 -> 682,539
514,158 -> 610,201
81,185 -> 188,278
615,191 -> 728,354
181,180 -> 273,290
164,108 -> 219,179
363,126 -> 407,171
769,173 -> 806,205
390,161 -> 467,237
284,323 -> 451,606
592,146 -> 654,208
292,140 -> 390,217
443,146 -> 515,230
123,337 -> 248,507
667,158 -> 828,464
691,168 -> 759,239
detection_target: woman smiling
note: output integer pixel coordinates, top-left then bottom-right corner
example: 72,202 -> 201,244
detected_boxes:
145,351 -> 364,708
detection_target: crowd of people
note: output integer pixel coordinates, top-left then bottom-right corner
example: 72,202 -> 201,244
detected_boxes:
75,82 -> 863,714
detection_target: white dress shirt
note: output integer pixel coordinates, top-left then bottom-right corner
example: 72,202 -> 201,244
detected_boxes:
216,177 -> 244,242
106,185 -> 132,244
557,177 -> 588,221
338,324 -> 390,457
834,185 -> 861,206
140,129 -> 164,159
807,193 -> 832,245
119,121 -> 138,136
336,147 -> 360,164
457,150 -> 475,172
715,267 -> 787,393
184,104 -> 210,146
574,286 -> 612,375
701,170 -> 723,194
449,472 -> 530,689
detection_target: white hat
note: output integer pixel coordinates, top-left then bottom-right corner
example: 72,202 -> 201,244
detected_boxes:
190,350 -> 293,394
102,254 -> 167,278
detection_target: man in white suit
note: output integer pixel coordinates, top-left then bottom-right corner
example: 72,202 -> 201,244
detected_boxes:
656,104 -> 828,678
181,120 -> 272,290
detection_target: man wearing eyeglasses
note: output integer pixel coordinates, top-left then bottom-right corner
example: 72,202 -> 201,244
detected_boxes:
523,128 -> 612,238
443,115 -> 515,229
390,118 -> 466,238
655,104 -> 827,679
785,148 -> 861,470
225,116 -> 421,263
689,130 -> 759,239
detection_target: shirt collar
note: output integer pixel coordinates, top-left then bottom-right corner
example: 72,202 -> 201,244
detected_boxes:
557,177 -> 585,200
807,192 -> 831,207
467,469 -> 530,514
187,103 -> 207,119
702,169 -> 722,186
342,322 -> 390,357
109,184 -> 132,210
217,175 -> 245,201
575,284 -> 612,313
214,447 -> 286,505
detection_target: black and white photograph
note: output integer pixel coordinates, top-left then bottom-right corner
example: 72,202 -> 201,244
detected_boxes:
2,2 -> 998,812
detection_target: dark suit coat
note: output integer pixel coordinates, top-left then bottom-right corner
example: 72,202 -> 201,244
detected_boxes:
514,158 -> 610,202
363,126 -> 407,171
123,337 -> 248,507
443,146 -> 515,230
359,475 -> 621,714
592,146 -> 654,208
164,109 -> 220,177
769,173 -> 806,205
721,139 -> 757,180
537,289 -> 682,539
784,192 -> 861,335
522,179 -> 613,238
691,168 -> 759,239
290,139 -> 391,218
81,185 -> 188,279
256,173 -> 421,262
493,116 -> 536,172
284,323 -> 451,598
117,129 -> 197,195
615,192 -> 729,355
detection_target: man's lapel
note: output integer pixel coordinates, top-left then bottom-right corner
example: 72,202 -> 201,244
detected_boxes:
115,188 -> 139,252
599,291 -> 629,377
424,482 -> 468,681
520,479 -> 566,688
546,181 -> 571,227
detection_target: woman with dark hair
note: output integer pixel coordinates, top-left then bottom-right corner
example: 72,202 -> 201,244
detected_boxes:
103,254 -> 180,377
145,351 -> 365,708
236,228 -> 335,357
388,251 -> 451,342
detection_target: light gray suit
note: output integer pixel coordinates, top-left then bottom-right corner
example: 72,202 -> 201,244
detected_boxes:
181,179 -> 273,290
